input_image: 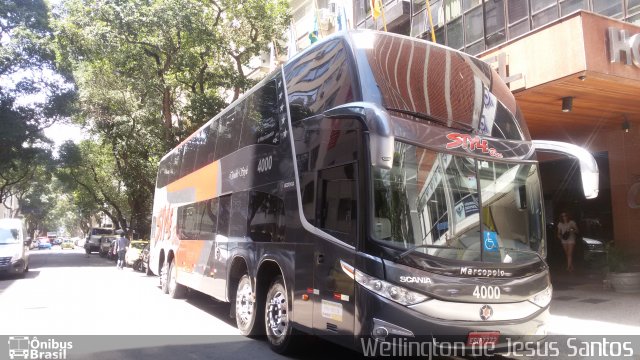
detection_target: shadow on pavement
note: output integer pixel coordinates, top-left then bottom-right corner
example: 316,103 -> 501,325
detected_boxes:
0,269 -> 40,283
75,338 -> 365,360
28,250 -> 120,268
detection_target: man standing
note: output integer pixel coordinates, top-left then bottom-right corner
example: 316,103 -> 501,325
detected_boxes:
115,229 -> 129,269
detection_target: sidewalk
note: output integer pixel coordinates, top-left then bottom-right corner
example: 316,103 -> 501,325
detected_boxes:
547,269 -> 640,335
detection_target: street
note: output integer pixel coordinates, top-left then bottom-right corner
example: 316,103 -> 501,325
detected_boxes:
0,247 -> 361,360
2,247 -> 640,360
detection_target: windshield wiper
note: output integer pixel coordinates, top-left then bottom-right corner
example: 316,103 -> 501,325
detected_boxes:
386,108 -> 474,132
394,243 -> 464,262
394,242 -> 543,263
494,247 -> 544,263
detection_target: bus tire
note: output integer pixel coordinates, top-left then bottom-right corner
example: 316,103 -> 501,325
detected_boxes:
235,274 -> 263,336
265,275 -> 298,354
160,261 -> 170,294
167,260 -> 187,299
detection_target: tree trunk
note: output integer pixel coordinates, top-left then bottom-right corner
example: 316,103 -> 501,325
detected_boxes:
163,87 -> 172,140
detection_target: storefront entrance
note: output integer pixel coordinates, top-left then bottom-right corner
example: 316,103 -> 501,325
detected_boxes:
539,153 -> 613,286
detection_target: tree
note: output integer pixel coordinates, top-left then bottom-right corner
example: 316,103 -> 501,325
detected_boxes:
54,0 -> 290,237
0,0 -> 75,205
56,140 -> 131,232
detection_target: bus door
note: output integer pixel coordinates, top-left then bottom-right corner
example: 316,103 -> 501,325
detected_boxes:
313,162 -> 357,346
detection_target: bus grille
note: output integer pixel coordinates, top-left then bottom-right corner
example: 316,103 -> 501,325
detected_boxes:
0,257 -> 11,266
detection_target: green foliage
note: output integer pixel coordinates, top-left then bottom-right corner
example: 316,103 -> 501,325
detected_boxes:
56,140 -> 131,231
0,0 -> 75,212
53,0 -> 291,237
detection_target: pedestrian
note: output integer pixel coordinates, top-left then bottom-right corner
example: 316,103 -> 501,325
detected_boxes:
115,229 -> 129,269
557,211 -> 579,272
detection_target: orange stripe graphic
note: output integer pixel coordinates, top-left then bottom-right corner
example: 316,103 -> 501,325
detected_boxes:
166,161 -> 221,203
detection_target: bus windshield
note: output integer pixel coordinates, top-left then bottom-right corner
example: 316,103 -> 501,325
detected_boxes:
371,141 -> 544,265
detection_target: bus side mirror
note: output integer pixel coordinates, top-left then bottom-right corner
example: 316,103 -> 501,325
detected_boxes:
532,140 -> 599,199
323,103 -> 395,170
370,133 -> 394,170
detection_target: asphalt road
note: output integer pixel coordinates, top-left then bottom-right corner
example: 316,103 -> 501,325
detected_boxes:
0,246 -> 365,360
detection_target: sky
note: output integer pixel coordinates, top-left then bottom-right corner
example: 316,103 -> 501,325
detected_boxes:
44,122 -> 86,152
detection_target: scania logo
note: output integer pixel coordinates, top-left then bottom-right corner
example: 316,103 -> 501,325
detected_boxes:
399,276 -> 432,285
480,305 -> 493,321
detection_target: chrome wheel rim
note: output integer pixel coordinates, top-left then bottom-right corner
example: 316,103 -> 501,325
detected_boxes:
169,262 -> 177,293
267,290 -> 288,337
236,282 -> 254,327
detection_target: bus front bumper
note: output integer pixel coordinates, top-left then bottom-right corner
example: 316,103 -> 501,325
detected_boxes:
355,285 -> 549,355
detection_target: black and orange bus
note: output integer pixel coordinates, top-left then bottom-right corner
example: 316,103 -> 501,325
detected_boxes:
148,30 -> 599,355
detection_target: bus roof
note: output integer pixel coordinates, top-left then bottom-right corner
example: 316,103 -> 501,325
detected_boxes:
162,30 -> 531,163
345,31 -> 529,142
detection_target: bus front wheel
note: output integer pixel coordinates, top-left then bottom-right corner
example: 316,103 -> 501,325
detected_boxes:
235,274 -> 262,336
265,275 -> 297,354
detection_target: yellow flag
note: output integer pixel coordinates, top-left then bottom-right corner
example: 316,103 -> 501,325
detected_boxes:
371,0 -> 381,19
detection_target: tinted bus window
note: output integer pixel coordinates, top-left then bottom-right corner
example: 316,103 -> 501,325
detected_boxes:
248,191 -> 285,242
180,134 -> 201,178
157,157 -> 169,188
214,107 -> 243,160
229,191 -> 249,237
284,39 -> 357,123
157,149 -> 182,188
293,118 -> 363,224
166,149 -> 183,185
217,195 -> 231,237
239,80 -> 279,148
194,121 -> 218,171
199,198 -> 219,239
178,204 -> 199,240
318,163 -> 357,245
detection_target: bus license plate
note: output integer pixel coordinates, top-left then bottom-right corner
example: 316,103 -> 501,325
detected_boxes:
467,331 -> 500,346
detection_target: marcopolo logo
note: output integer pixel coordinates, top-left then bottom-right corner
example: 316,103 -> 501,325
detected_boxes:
8,336 -> 73,360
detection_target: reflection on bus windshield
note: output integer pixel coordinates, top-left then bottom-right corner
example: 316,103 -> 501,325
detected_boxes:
372,141 -> 543,264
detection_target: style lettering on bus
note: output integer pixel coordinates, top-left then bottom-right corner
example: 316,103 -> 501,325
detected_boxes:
445,133 -> 504,159
154,206 -> 174,242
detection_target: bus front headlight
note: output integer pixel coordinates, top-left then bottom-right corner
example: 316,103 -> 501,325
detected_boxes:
355,270 -> 428,306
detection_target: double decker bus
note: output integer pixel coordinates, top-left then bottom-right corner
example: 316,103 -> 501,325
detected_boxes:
149,30 -> 598,355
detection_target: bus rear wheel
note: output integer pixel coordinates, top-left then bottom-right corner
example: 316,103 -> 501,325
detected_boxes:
265,275 -> 297,354
235,274 -> 262,336
160,261 -> 169,294
167,260 -> 187,299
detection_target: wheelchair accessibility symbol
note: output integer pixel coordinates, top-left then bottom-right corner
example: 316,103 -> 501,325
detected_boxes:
483,231 -> 498,252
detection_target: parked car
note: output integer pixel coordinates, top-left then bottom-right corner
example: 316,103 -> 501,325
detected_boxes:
84,227 -> 115,254
61,239 -> 75,250
125,241 -> 149,269
37,238 -> 52,250
0,218 -> 29,276
141,243 -> 152,275
99,235 -> 117,258
581,237 -> 607,268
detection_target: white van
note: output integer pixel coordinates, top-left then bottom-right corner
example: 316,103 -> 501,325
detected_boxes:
0,218 -> 29,276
